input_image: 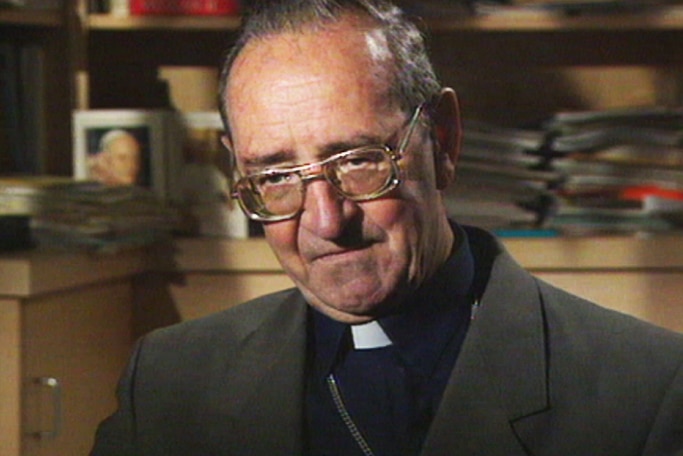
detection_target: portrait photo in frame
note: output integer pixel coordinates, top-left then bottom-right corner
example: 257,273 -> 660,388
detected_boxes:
72,110 -> 168,198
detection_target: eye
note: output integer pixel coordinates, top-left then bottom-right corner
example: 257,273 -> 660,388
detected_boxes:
255,171 -> 296,188
346,156 -> 374,167
337,150 -> 385,172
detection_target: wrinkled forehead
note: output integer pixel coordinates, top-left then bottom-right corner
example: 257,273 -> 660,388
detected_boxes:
224,17 -> 397,132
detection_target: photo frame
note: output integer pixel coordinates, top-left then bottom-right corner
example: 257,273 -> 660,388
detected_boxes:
168,111 -> 248,238
72,110 -> 168,198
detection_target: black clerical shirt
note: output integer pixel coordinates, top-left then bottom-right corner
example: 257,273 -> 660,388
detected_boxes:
305,225 -> 477,456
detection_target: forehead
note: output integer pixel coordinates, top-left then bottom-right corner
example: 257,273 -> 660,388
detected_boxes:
225,18 -> 399,161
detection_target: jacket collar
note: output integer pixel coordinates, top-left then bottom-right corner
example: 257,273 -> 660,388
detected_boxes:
422,227 -> 550,455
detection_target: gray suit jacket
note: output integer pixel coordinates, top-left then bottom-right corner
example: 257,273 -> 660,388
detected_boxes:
92,229 -> 683,455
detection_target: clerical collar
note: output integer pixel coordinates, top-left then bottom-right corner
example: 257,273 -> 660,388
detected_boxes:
351,321 -> 392,349
310,222 -> 476,380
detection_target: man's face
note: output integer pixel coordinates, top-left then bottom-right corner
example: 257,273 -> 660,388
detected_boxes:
225,18 -> 453,323
108,134 -> 141,184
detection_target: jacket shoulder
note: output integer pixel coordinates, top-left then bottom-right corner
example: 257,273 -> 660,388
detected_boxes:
142,287 -> 304,349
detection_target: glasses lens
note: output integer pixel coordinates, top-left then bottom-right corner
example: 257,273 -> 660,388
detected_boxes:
327,148 -> 396,199
236,171 -> 303,220
235,147 -> 399,221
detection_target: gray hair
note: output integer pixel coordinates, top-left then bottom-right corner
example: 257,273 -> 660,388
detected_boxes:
217,0 -> 441,141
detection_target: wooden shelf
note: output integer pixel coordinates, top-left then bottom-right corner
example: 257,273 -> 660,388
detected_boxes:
86,6 -> 683,32
427,5 -> 683,32
0,8 -> 63,27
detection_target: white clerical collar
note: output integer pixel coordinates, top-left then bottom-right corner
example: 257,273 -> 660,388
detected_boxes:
351,320 -> 392,349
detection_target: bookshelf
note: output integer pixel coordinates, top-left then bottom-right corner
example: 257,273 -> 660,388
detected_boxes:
3,2 -> 683,175
2,1 -> 683,176
84,5 -> 683,31
429,5 -> 683,31
79,6 -> 683,121
73,0 -> 683,320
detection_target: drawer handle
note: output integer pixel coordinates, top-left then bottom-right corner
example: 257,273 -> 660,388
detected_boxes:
32,377 -> 62,440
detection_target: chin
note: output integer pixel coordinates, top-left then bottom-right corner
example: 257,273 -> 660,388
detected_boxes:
314,292 -> 403,323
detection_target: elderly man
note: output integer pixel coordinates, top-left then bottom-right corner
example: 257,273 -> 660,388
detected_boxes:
92,1 -> 683,455
88,129 -> 142,186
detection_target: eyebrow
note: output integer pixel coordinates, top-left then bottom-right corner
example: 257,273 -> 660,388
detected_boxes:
240,132 -> 390,171
320,134 -> 386,156
240,150 -> 294,169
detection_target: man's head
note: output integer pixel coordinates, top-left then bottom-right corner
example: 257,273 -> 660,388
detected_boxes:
90,129 -> 141,186
220,0 -> 461,323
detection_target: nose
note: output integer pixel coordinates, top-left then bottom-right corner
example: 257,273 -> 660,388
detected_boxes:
299,179 -> 354,240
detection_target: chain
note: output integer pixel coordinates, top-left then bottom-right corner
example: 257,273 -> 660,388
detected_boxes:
326,374 -> 375,456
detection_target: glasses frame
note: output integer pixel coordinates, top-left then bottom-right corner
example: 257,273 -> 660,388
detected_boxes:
232,104 -> 426,222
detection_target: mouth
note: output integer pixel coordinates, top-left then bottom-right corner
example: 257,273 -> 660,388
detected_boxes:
307,238 -> 378,263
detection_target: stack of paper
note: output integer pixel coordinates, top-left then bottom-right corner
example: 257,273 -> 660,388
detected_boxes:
541,106 -> 683,235
445,121 -> 560,235
0,177 -> 178,252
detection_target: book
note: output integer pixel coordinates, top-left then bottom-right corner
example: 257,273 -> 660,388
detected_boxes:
19,44 -> 46,174
0,42 -> 22,174
0,177 -> 178,252
0,43 -> 47,175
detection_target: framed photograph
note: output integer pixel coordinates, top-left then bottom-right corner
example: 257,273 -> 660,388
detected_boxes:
167,111 -> 248,238
72,110 -> 168,198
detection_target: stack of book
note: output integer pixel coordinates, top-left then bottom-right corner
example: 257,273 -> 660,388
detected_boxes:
541,106 -> 683,235
0,177 -> 178,252
445,121 -> 561,235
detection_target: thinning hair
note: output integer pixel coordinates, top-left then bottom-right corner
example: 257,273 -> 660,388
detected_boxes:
217,0 -> 441,140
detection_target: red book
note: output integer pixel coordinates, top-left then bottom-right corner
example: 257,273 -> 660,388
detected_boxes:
130,0 -> 239,16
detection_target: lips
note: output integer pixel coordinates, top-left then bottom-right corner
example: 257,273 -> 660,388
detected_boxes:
303,229 -> 385,261
307,243 -> 373,263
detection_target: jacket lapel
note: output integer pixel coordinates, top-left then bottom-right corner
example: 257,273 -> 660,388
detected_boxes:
214,291 -> 309,455
422,233 -> 550,455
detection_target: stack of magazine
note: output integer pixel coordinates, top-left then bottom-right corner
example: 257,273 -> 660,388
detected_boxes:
541,106 -> 683,235
0,177 -> 178,252
445,121 -> 560,235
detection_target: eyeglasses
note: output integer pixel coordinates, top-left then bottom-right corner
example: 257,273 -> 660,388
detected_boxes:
231,105 -> 425,222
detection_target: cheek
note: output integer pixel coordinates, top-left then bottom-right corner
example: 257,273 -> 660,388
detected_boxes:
264,221 -> 300,258
361,198 -> 423,258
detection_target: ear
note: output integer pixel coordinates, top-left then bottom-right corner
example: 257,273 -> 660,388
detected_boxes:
220,134 -> 239,181
220,134 -> 233,154
431,87 -> 461,190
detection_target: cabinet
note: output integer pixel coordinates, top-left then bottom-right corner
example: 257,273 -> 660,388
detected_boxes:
0,250 -> 149,456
